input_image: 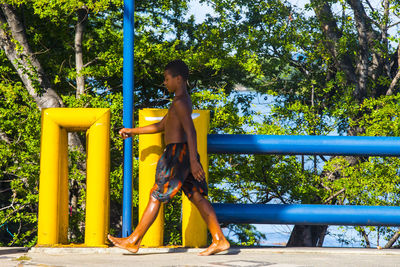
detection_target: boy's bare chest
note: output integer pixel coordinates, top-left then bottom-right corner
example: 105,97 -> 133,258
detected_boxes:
165,106 -> 182,130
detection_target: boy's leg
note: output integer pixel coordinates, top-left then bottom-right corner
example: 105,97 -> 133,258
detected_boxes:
108,194 -> 161,253
189,191 -> 230,256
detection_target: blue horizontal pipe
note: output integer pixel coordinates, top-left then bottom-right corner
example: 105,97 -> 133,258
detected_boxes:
212,203 -> 400,226
208,134 -> 400,156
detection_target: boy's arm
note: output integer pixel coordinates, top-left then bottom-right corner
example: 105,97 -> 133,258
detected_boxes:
174,100 -> 206,181
119,116 -> 166,139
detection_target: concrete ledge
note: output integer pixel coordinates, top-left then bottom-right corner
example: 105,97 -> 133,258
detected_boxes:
29,246 -> 203,255
3,246 -> 400,267
28,246 -> 400,256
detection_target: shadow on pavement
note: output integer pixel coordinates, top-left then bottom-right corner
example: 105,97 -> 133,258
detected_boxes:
0,247 -> 29,255
122,247 -> 240,256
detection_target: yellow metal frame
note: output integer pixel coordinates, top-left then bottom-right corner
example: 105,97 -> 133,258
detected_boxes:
138,109 -> 167,247
182,110 -> 209,247
138,108 -> 210,247
37,108 -> 110,247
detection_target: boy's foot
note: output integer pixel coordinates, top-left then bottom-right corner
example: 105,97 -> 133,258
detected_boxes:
108,234 -> 140,253
198,239 -> 230,256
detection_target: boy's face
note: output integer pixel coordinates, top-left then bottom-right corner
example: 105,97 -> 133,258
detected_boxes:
163,70 -> 180,93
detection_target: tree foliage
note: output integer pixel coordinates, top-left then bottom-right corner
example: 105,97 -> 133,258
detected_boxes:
2,0 -> 400,248
0,0 -> 264,246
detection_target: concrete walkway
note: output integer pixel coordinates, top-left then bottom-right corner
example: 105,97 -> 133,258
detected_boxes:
1,246 -> 400,267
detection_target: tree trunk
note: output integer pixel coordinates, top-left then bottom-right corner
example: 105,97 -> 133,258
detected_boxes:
1,4 -> 83,151
360,227 -> 371,248
310,0 -> 357,87
0,4 -> 62,109
384,228 -> 400,248
1,4 -> 88,240
347,0 -> 369,101
287,225 -> 328,247
75,7 -> 88,98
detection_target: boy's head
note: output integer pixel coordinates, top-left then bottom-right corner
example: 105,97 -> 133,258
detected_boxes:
164,60 -> 189,81
164,60 -> 189,93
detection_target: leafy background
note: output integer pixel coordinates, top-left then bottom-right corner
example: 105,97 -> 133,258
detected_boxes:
1,0 -> 400,248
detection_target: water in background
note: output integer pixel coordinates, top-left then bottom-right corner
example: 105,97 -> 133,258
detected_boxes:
223,224 -> 391,248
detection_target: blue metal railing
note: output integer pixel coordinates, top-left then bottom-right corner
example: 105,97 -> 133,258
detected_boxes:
212,204 -> 400,226
208,134 -> 400,226
208,134 -> 400,156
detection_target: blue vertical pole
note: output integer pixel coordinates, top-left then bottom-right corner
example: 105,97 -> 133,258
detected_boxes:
122,0 -> 134,237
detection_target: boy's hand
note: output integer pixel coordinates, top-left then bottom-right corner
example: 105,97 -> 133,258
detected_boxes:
191,160 -> 206,181
119,128 -> 132,139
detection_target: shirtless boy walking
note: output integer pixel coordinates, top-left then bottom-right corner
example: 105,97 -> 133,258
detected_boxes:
108,60 -> 230,256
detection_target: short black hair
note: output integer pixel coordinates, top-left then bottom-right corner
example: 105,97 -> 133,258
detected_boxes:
164,60 -> 189,81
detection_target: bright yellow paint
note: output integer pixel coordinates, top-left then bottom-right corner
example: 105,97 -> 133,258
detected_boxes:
58,128 -> 69,244
37,108 -> 110,247
85,111 -> 111,246
182,110 -> 209,247
38,117 -> 62,245
138,109 -> 167,247
138,109 -> 209,248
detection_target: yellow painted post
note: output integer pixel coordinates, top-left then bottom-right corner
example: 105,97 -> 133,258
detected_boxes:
137,109 -> 209,248
58,128 -> 69,244
138,109 -> 167,247
85,111 -> 111,246
38,114 -> 61,245
182,110 -> 210,247
37,108 -> 110,247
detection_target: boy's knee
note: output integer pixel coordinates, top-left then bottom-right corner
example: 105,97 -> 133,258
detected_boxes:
188,191 -> 203,203
149,194 -> 161,204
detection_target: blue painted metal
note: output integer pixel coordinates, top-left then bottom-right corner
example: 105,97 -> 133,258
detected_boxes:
213,203 -> 400,226
122,0 -> 134,237
208,134 -> 400,156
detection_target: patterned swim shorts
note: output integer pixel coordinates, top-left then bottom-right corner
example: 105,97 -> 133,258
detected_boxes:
150,142 -> 208,203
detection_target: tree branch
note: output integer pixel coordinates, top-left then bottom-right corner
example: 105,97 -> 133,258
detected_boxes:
320,182 -> 332,191
319,155 -> 328,162
381,0 -> 391,79
0,129 -> 11,144
384,228 -> 400,248
347,0 -> 369,100
386,45 -> 400,95
75,6 -> 88,98
310,0 -> 358,89
0,188 -> 11,194
360,227 -> 371,248
0,4 -> 63,109
388,20 -> 400,29
83,56 -> 99,68
323,188 -> 345,204
364,0 -> 375,12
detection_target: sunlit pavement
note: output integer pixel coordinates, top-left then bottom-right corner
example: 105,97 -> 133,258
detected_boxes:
1,246 -> 400,267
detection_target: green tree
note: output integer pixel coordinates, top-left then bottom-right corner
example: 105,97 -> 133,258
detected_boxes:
0,0 -> 265,246
3,0 -> 400,249
201,0 -> 400,247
